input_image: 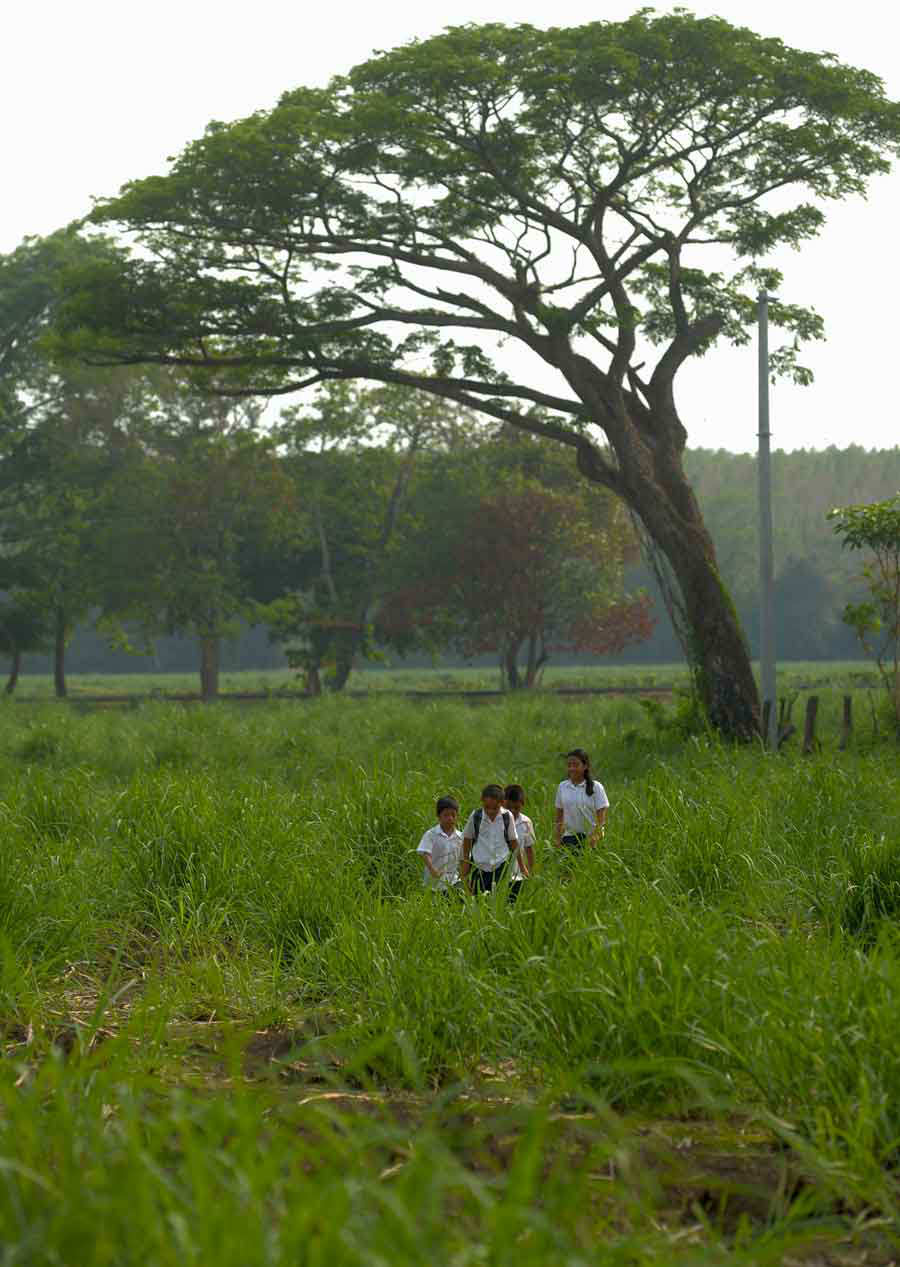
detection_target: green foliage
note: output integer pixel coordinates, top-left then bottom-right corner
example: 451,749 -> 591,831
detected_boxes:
0,230 -> 126,427
829,496 -> 900,552
838,833 -> 900,943
264,384 -> 460,690
92,385 -> 301,699
47,13 -> 900,735
52,11 -> 900,408
1,697 -> 900,1256
377,427 -> 649,686
829,493 -> 900,721
637,689 -> 708,741
0,358 -> 161,696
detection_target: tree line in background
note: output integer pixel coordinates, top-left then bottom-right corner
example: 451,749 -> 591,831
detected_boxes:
2,232 -> 897,694
48,10 -> 900,737
3,296 -> 899,695
13,433 -> 898,689
0,240 -> 651,697
6,10 -> 900,719
629,445 -> 900,665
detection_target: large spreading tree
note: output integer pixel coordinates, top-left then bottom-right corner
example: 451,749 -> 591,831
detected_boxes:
53,12 -> 900,734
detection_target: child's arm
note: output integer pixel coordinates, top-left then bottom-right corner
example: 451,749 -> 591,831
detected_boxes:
588,807 -> 608,846
507,827 -> 529,878
519,820 -> 534,877
461,837 -> 474,892
554,807 -> 564,846
421,851 -> 442,880
417,829 -> 443,880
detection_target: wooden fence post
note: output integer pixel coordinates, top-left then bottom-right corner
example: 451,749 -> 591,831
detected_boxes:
839,695 -> 852,751
761,699 -> 771,744
802,696 -> 819,755
777,694 -> 796,748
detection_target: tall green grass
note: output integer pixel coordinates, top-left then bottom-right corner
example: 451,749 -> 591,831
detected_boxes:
1,693 -> 899,1260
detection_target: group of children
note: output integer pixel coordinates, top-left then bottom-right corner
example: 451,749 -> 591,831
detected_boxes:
416,748 -> 610,899
417,782 -> 535,902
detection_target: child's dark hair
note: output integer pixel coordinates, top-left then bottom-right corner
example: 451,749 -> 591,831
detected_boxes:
504,783 -> 525,803
436,795 -> 459,815
481,783 -> 504,800
566,748 -> 594,796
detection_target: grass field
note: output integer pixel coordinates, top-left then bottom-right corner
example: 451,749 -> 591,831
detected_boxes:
9,657 -> 881,698
3,690 -> 900,1263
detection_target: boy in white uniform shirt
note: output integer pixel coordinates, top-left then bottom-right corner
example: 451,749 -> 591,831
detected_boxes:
461,783 -> 525,895
416,796 -> 463,893
503,783 -> 534,904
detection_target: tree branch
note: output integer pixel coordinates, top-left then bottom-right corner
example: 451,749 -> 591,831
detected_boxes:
649,311 -> 725,408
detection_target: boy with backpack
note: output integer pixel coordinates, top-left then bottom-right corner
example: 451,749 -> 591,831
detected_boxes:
461,783 -> 526,895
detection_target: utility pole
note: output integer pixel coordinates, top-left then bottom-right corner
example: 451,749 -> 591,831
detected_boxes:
758,290 -> 777,749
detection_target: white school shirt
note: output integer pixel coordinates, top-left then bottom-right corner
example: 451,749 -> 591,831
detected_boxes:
416,825 -> 463,891
509,811 -> 535,881
555,778 -> 609,834
462,808 -> 519,871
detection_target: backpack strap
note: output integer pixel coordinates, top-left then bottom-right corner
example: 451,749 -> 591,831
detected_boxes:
472,809 -> 514,848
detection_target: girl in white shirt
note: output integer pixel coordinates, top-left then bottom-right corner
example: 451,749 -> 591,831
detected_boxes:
554,748 -> 608,851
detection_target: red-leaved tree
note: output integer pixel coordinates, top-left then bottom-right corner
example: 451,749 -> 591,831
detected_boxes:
381,477 -> 652,687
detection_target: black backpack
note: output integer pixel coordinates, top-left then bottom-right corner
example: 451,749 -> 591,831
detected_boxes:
472,808 -> 514,847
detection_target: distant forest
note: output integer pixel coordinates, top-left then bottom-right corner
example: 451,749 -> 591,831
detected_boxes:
18,444 -> 900,676
627,444 -> 900,663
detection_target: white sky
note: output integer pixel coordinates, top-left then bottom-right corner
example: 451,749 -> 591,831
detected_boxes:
6,0 -> 899,454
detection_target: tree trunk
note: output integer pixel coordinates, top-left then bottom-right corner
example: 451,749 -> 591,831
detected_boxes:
199,634 -> 220,701
575,427 -> 760,739
331,636 -> 355,692
659,533 -> 757,737
331,657 -> 353,692
504,642 -> 521,690
624,466 -> 758,738
54,609 -> 67,699
306,666 -> 322,696
5,647 -> 21,696
524,632 -> 548,688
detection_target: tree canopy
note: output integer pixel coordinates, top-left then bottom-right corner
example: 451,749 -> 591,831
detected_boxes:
55,14 -> 899,411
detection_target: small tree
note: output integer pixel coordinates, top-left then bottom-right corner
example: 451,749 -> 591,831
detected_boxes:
106,421 -> 298,701
0,234 -> 151,696
0,592 -> 49,694
270,384 -> 477,692
380,434 -> 652,686
0,363 -> 154,697
829,495 -> 900,723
